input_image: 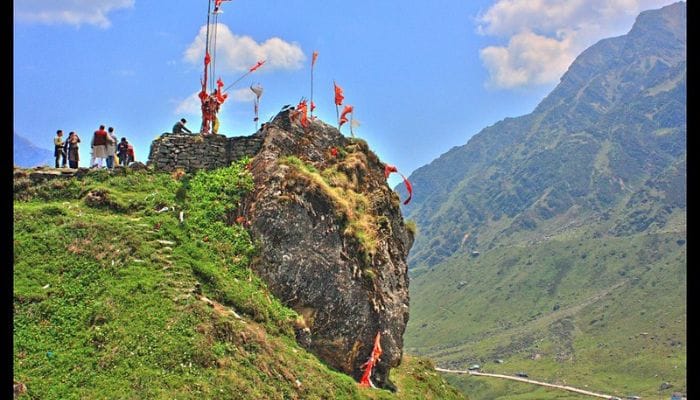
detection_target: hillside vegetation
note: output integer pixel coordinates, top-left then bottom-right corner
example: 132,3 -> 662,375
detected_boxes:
13,163 -> 465,400
402,3 -> 686,399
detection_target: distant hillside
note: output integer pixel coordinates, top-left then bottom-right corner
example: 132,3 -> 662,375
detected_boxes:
14,132 -> 54,168
402,3 -> 686,399
403,1 -> 685,268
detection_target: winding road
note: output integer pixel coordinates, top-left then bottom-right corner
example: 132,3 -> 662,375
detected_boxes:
435,367 -> 618,399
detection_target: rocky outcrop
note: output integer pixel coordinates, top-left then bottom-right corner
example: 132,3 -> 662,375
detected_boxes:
242,110 -> 413,390
147,132 -> 263,172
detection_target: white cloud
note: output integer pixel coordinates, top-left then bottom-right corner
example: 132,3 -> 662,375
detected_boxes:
476,0 -> 678,88
174,92 -> 201,116
14,0 -> 134,28
173,86 -> 259,120
231,88 -> 257,102
184,23 -> 305,73
480,30 -> 575,88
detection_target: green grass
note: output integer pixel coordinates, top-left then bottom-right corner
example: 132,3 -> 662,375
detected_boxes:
14,163 -> 465,399
280,153 -> 380,266
406,229 -> 686,400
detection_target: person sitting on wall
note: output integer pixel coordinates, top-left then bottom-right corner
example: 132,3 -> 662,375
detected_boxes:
173,118 -> 193,134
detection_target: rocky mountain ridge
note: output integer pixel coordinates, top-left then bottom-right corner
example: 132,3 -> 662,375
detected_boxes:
402,1 -> 686,269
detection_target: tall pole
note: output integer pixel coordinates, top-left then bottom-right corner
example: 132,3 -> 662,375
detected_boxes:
350,112 -> 355,138
310,66 -> 314,118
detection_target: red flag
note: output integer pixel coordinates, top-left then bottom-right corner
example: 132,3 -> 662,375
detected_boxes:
214,0 -> 230,9
299,101 -> 309,128
358,332 -> 383,388
384,164 -> 398,179
339,105 -> 353,127
334,82 -> 344,106
214,78 -> 228,103
401,174 -> 413,205
384,164 -> 413,205
204,52 -> 211,66
292,99 -> 309,128
249,60 -> 265,72
330,147 -> 338,157
312,51 -> 319,67
310,101 -> 316,112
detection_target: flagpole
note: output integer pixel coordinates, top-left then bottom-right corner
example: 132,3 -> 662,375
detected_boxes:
223,61 -> 265,93
223,71 -> 253,92
310,66 -> 314,119
350,112 -> 354,138
254,97 -> 259,131
334,81 -> 340,128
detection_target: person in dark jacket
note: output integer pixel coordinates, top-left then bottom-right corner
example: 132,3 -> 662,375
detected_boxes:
173,118 -> 193,134
65,131 -> 81,168
117,137 -> 130,167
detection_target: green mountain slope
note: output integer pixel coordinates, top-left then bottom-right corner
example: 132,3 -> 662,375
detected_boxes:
13,164 -> 465,400
402,3 -> 686,399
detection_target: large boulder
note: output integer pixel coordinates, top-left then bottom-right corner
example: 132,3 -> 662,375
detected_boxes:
244,110 -> 413,390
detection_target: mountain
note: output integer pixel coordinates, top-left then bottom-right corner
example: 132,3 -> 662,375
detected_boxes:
402,3 -> 686,399
13,113 -> 465,399
14,131 -> 54,168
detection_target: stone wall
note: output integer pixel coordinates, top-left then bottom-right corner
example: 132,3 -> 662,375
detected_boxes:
147,132 -> 263,172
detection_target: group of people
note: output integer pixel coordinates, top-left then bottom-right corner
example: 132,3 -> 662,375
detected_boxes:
54,125 -> 135,169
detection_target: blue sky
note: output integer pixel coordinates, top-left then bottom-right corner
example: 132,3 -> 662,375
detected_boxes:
13,0 -> 678,184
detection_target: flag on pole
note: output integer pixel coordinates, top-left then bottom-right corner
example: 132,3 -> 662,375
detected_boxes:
339,105 -> 353,127
334,82 -> 344,106
249,60 -> 265,72
250,84 -> 263,127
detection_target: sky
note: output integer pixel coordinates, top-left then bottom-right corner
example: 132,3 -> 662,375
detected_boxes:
13,0 -> 680,186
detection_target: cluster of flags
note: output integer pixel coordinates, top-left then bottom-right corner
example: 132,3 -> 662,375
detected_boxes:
199,0 -> 413,208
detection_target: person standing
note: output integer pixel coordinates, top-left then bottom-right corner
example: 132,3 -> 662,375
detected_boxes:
172,118 -> 193,134
54,130 -> 66,168
127,143 -> 135,165
105,127 -> 118,169
66,131 -> 81,168
117,137 -> 130,166
91,125 -> 109,168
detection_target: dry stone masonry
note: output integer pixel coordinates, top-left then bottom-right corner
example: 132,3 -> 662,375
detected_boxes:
147,132 -> 264,172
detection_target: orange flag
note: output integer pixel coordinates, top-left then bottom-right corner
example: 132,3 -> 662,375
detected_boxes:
359,332 -> 383,388
334,82 -> 344,106
339,105 -> 353,127
215,78 -> 228,103
249,60 -> 265,72
312,51 -> 319,67
293,99 -> 309,128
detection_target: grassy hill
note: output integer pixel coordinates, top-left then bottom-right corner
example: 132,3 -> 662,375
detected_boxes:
407,226 -> 686,399
13,163 -> 465,400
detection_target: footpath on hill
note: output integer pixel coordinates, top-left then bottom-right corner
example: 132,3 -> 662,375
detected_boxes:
435,367 -> 618,399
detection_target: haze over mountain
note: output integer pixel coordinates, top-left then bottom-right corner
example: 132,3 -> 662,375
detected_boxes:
402,2 -> 686,399
14,132 -> 54,168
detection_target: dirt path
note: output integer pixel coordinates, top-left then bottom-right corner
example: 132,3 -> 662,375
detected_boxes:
435,367 -> 616,399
